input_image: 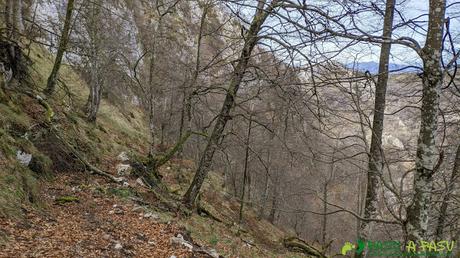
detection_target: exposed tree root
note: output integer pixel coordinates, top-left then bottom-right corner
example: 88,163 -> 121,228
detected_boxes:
53,128 -> 123,183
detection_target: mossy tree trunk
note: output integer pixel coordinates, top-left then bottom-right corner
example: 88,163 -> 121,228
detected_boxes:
44,0 -> 75,96
406,0 -> 446,242
4,0 -> 25,39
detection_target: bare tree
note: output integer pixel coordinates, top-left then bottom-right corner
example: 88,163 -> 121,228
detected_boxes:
179,2 -> 210,139
81,1 -> 107,123
357,0 -> 395,253
183,0 -> 280,208
238,109 -> 253,224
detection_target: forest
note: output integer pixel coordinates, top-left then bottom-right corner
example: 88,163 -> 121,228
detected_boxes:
0,0 -> 459,257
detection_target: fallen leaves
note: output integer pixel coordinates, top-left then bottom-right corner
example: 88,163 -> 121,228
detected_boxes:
0,174 -> 194,258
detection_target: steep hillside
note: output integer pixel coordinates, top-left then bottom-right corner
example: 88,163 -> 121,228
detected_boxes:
5,0 -> 457,256
0,43 -> 323,257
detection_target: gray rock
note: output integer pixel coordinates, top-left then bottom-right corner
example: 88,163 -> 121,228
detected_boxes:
113,176 -> 125,183
131,96 -> 140,106
116,164 -> 132,176
117,152 -> 130,162
170,234 -> 193,250
143,212 -> 160,220
16,150 -> 32,166
209,249 -> 219,258
132,205 -> 144,212
136,178 -> 146,187
114,243 -> 123,250
71,186 -> 81,192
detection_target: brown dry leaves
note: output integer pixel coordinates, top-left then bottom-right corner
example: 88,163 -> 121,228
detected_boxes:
0,174 -> 193,258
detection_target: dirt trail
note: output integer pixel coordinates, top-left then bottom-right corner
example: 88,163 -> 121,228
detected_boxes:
0,173 -> 195,258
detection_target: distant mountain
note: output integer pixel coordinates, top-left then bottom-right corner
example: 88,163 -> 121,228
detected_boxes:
345,61 -> 420,74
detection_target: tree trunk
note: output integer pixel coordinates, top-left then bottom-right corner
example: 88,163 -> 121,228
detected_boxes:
182,0 -> 278,208
434,144 -> 460,240
453,230 -> 460,257
147,19 -> 162,157
85,62 -> 102,122
22,0 -> 34,24
258,148 -> 271,219
147,51 -> 156,156
406,0 -> 445,242
321,181 -> 328,247
13,0 -> 24,33
84,2 -> 103,122
183,6 -> 207,133
4,0 -> 24,74
239,116 -> 253,224
148,90 -> 156,157
0,67 -> 6,102
4,0 -> 13,32
178,6 -> 209,157
268,177 -> 278,224
44,0 -> 75,96
4,0 -> 24,39
259,169 -> 269,218
356,0 -> 395,255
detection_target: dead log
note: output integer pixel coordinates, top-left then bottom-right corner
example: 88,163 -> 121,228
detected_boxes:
283,236 -> 327,258
197,200 -> 223,223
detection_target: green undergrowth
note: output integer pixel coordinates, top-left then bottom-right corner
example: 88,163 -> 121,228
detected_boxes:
0,101 -> 43,218
0,43 -> 149,218
27,45 -> 150,159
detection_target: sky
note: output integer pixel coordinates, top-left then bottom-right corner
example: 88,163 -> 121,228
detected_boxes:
40,0 -> 460,68
239,0 -> 460,67
343,0 -> 460,66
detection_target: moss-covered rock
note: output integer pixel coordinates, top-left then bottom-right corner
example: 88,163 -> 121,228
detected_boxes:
54,196 -> 79,205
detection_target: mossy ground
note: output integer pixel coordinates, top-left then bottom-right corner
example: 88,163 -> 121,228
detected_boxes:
0,43 -> 149,218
